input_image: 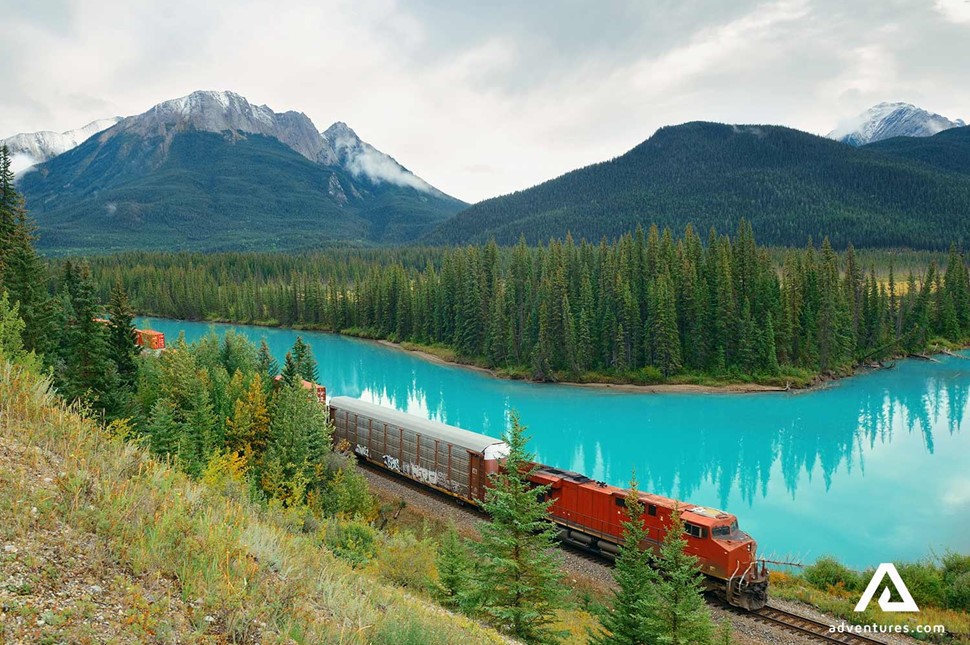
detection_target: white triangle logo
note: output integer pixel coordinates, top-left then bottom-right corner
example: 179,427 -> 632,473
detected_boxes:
854,563 -> 920,613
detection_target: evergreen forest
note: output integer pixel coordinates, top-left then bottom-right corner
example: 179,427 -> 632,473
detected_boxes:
83,224 -> 970,386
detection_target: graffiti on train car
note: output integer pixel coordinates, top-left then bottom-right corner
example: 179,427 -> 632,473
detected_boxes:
355,444 -> 371,458
378,453 -> 463,494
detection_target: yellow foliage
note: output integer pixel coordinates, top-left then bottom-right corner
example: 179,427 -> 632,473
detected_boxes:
201,450 -> 248,489
105,418 -> 136,441
225,373 -> 270,461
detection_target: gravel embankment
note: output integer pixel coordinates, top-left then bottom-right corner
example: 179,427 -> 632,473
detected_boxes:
360,464 -> 920,645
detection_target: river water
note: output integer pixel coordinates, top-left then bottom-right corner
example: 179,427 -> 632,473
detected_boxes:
140,317 -> 970,568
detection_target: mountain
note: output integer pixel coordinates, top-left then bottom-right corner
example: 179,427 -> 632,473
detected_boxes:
2,117 -> 122,174
827,102 -> 965,146
16,91 -> 465,253
427,122 -> 970,250
864,126 -> 970,176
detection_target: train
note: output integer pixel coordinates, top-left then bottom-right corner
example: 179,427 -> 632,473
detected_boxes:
329,395 -> 769,610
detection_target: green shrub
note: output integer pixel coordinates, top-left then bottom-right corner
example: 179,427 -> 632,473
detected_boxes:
376,530 -> 437,589
633,366 -> 664,385
323,519 -> 376,568
895,562 -> 946,608
316,453 -> 374,518
804,556 -> 863,592
942,552 -> 970,611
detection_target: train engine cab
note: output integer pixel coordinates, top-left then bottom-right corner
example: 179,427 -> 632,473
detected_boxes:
692,507 -> 769,610
530,466 -> 768,610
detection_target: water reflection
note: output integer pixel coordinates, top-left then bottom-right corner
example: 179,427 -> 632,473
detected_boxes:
141,319 -> 970,566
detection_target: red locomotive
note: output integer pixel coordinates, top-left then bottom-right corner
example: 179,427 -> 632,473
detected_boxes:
329,395 -> 768,610
532,465 -> 768,610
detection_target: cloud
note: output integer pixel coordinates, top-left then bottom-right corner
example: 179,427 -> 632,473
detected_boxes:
10,153 -> 39,176
935,0 -> 970,24
344,143 -> 435,193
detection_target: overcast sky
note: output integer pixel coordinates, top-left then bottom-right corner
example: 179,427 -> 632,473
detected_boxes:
1,0 -> 968,203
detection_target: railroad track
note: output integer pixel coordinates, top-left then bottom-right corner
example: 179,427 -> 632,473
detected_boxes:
358,460 -> 891,645
717,601 -> 890,645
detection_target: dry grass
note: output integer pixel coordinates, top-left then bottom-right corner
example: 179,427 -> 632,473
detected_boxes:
0,360 -> 508,644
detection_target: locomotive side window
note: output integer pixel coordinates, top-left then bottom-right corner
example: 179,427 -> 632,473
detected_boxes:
615,497 -> 626,507
647,504 -> 657,516
684,522 -> 707,539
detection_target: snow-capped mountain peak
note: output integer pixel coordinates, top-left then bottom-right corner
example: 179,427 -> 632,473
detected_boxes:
1,117 -> 122,174
827,102 -> 965,146
119,89 -> 327,162
3,90 -> 442,196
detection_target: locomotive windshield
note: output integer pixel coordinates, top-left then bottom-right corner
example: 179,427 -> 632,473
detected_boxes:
712,520 -> 741,539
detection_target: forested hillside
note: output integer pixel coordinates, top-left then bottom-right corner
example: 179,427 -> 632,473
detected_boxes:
865,126 -> 970,175
428,122 -> 970,250
83,222 -> 970,386
19,131 -> 464,254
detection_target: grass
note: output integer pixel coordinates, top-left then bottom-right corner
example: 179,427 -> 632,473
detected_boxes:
0,359 -> 508,644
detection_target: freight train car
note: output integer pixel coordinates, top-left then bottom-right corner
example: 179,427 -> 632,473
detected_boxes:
530,465 -> 769,610
329,396 -> 509,503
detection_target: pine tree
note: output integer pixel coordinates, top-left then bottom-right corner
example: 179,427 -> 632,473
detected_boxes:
532,299 -> 555,381
473,411 -> 567,643
0,147 -> 52,358
280,351 -> 299,385
0,292 -> 29,365
106,280 -> 138,386
256,339 -> 279,378
652,272 -> 682,378
59,261 -> 112,412
146,397 -> 181,458
181,375 -> 218,476
433,523 -> 475,611
291,336 -> 318,383
590,474 -> 657,645
641,509 -> 715,645
261,381 -> 332,505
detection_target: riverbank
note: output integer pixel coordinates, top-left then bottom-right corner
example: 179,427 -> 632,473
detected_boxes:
376,339 -> 796,393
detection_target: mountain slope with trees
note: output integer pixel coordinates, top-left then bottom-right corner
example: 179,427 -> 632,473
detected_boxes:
16,91 -> 465,254
428,122 -> 970,250
20,131 -> 461,253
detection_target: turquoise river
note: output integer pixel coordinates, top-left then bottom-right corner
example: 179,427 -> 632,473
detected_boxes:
140,317 -> 970,568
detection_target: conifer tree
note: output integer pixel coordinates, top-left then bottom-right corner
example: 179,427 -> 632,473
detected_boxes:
641,509 -> 715,645
146,397 -> 181,457
0,292 -> 29,364
256,339 -> 279,378
653,272 -> 682,377
291,336 -> 318,382
473,411 -> 566,643
261,381 -> 332,505
59,261 -> 112,412
591,474 -> 657,645
106,280 -> 138,386
434,523 -> 475,611
0,146 -> 52,358
280,351 -> 300,385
